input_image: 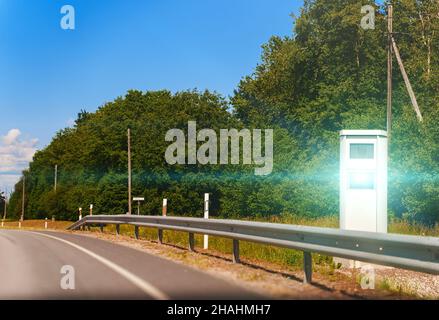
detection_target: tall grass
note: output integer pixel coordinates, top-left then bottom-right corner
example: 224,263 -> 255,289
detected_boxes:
389,218 -> 439,237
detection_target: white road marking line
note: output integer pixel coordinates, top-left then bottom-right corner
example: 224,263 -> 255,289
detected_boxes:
32,232 -> 169,300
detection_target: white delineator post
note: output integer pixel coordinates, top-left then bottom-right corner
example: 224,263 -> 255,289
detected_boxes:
44,218 -> 48,229
204,193 -> 209,250
79,207 -> 82,220
90,204 -> 93,216
162,199 -> 167,216
158,199 -> 167,244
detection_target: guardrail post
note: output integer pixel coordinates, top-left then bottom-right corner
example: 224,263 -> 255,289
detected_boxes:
189,233 -> 195,252
303,251 -> 312,284
100,224 -> 104,233
134,226 -> 139,239
158,229 -> 163,244
233,239 -> 240,263
116,224 -> 120,236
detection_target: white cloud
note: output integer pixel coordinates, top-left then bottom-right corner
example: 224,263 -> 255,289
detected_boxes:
0,129 -> 38,192
2,128 -> 21,145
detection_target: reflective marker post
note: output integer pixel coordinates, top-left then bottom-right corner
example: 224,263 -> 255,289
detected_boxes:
78,207 -> 82,231
204,193 -> 209,250
158,198 -> 167,244
162,198 -> 167,216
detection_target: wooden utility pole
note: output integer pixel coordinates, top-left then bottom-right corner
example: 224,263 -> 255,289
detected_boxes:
387,4 -> 393,141
21,176 -> 25,221
127,128 -> 132,215
54,164 -> 58,192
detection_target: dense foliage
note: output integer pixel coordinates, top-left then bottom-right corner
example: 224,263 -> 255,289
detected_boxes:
7,0 -> 439,224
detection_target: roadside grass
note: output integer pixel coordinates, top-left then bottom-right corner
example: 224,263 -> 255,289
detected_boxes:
389,219 -> 439,237
0,219 -> 71,230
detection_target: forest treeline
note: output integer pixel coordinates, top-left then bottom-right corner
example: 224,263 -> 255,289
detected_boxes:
6,0 -> 439,224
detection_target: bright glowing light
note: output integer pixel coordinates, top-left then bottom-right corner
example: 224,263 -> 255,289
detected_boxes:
349,172 -> 375,189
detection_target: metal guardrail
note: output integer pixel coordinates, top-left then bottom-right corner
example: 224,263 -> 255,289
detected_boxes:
68,215 -> 439,283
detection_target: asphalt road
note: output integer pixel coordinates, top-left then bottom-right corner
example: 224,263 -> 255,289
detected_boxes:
0,230 -> 263,300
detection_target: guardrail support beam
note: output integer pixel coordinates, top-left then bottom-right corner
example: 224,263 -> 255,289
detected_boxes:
303,251 -> 312,284
158,229 -> 163,244
189,233 -> 195,252
232,239 -> 240,263
134,226 -> 139,239
116,224 -> 120,236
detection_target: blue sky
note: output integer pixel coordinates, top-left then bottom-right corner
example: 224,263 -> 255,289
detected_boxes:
0,0 -> 302,192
